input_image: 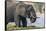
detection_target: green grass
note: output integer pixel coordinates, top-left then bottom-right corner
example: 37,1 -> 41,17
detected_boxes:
6,23 -> 44,31
7,25 -> 44,30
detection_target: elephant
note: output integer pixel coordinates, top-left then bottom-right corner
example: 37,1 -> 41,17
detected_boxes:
15,3 -> 37,27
